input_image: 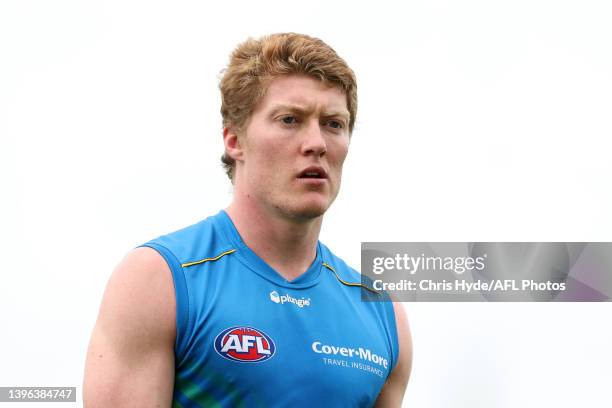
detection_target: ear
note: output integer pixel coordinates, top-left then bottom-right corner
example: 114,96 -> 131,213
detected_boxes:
223,126 -> 244,162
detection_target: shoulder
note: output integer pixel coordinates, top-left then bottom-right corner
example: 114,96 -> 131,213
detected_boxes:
99,246 -> 176,340
83,247 -> 176,405
319,242 -> 391,300
391,302 -> 411,358
374,301 -> 413,407
318,241 -> 361,282
142,211 -> 234,267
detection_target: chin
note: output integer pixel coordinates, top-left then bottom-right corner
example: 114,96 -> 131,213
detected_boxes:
276,199 -> 330,221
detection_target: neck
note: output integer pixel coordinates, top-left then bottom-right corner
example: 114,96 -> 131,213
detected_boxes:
226,194 -> 323,282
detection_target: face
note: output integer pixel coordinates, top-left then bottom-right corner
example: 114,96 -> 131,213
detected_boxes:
230,75 -> 351,221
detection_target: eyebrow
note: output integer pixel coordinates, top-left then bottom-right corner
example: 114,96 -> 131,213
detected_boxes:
269,104 -> 350,122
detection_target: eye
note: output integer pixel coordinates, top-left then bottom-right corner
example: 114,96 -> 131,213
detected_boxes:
280,116 -> 298,125
326,120 -> 344,129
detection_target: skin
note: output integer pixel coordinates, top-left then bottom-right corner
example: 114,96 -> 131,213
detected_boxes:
83,246 -> 175,407
83,74 -> 412,407
375,302 -> 413,407
224,75 -> 351,281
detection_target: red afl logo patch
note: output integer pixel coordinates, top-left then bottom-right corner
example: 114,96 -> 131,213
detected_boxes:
214,326 -> 276,363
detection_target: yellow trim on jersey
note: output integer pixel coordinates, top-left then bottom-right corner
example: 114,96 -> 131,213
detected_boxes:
322,262 -> 380,294
181,249 -> 237,268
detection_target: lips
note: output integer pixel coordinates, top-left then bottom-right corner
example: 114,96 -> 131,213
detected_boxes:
297,166 -> 328,179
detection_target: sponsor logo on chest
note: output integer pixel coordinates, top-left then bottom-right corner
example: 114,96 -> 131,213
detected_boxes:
311,340 -> 389,378
214,326 -> 276,363
269,290 -> 311,308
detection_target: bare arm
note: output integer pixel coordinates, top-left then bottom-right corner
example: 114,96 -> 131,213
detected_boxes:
83,247 -> 176,407
375,302 -> 413,408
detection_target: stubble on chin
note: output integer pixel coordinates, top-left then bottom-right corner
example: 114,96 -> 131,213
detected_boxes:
261,176 -> 340,223
272,201 -> 327,223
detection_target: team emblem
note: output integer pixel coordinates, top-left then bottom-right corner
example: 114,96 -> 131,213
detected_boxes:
214,326 -> 276,363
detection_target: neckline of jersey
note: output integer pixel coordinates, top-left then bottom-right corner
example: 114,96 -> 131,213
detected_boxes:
214,210 -> 323,289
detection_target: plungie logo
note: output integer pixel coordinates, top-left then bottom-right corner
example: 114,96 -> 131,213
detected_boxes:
270,291 -> 281,303
214,326 -> 276,363
269,290 -> 311,308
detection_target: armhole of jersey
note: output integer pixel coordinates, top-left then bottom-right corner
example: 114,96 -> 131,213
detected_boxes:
138,243 -> 192,363
386,301 -> 401,375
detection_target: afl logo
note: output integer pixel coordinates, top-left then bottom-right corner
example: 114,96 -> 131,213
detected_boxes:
214,326 -> 276,363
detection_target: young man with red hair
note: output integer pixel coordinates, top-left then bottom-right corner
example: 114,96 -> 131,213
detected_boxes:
84,33 -> 412,407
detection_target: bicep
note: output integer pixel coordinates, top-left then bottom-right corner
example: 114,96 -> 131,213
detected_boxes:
375,302 -> 413,408
83,247 -> 176,407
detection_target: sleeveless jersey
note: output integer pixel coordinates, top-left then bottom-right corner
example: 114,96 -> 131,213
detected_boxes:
140,210 -> 399,408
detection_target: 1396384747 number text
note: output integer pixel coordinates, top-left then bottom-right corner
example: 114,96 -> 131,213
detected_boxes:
0,387 -> 76,402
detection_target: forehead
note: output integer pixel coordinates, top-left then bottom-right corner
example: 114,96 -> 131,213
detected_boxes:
254,75 -> 348,115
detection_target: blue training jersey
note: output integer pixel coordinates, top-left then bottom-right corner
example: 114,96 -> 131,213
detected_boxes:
140,210 -> 399,408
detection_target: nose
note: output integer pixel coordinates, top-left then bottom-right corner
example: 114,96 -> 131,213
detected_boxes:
300,120 -> 327,157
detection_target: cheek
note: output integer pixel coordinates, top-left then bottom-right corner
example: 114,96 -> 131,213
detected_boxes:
329,139 -> 350,169
250,142 -> 287,176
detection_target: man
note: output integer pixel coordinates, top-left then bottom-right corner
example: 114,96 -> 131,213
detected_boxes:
84,33 -> 412,407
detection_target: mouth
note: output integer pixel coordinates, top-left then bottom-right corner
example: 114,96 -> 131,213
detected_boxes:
297,166 -> 329,180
